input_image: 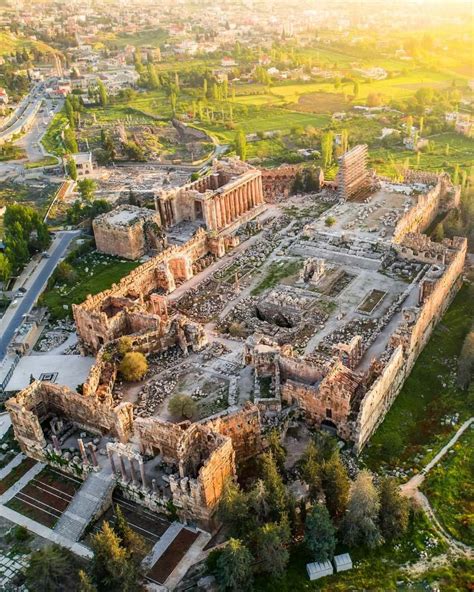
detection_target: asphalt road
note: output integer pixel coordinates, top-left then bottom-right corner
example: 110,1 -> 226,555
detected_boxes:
0,231 -> 80,361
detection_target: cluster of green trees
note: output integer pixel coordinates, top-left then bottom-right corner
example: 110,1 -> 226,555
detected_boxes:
24,506 -> 147,592
0,203 -> 51,283
391,85 -> 463,120
208,446 -> 292,590
65,198 -> 111,226
209,431 -> 409,591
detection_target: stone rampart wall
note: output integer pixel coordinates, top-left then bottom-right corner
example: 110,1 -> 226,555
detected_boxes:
353,236 -> 466,453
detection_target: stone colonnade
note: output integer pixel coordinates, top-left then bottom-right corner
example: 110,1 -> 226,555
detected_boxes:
107,442 -> 148,490
202,173 -> 264,232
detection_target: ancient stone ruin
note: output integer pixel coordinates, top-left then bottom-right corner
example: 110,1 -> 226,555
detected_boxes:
6,147 -> 467,532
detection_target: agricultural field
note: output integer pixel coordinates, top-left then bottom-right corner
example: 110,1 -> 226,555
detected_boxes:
363,282 -> 474,473
369,132 -> 474,178
421,427 -> 474,546
96,27 -> 168,49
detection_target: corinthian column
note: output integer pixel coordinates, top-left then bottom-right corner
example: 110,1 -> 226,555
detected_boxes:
257,175 -> 264,203
215,198 -> 222,229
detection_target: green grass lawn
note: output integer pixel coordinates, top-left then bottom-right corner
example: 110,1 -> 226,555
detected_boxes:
41,252 -> 139,319
363,283 -> 474,473
42,111 -> 68,156
0,31 -> 58,56
253,510 -> 453,591
370,132 -> 474,178
201,107 -> 330,144
421,426 -> 474,546
97,27 -> 168,48
24,156 -> 58,169
251,260 -> 303,295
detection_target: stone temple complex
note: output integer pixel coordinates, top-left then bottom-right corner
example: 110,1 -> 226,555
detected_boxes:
6,147 -> 466,535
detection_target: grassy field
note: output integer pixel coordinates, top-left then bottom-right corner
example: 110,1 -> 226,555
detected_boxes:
41,111 -> 68,156
24,156 -> 58,169
200,107 -> 330,144
0,31 -> 58,56
253,510 -> 458,591
0,182 -> 58,230
41,251 -> 139,319
370,132 -> 474,178
251,260 -> 303,295
363,282 -> 474,472
97,28 -> 168,49
421,426 -> 474,546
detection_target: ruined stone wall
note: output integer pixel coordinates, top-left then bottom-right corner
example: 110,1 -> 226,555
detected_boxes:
93,206 -> 163,260
352,346 -> 405,453
170,434 -> 235,529
260,165 -> 303,202
74,229 -> 218,353
6,382 -> 134,460
279,356 -> 325,385
281,366 -> 356,439
353,236 -> 466,453
203,403 -> 263,464
392,175 -> 459,243
93,222 -> 146,260
6,383 -> 47,460
403,237 -> 466,363
134,417 -> 189,464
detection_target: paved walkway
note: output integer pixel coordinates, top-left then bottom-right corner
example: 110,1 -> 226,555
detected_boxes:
0,505 -> 92,558
164,531 -> 211,590
401,417 -> 473,557
0,413 -> 12,439
0,462 -> 44,504
54,464 -> 115,542
0,453 -> 24,482
143,522 -> 182,569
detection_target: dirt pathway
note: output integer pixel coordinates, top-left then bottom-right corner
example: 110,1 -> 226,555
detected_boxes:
400,417 -> 473,558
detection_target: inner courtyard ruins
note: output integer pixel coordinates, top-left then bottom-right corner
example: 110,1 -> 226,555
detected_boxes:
6,148 -> 466,533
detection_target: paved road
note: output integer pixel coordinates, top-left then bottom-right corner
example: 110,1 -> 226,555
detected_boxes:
0,231 -> 80,361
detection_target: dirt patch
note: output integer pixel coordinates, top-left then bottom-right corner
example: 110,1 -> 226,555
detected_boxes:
147,528 -> 199,584
291,92 -> 348,114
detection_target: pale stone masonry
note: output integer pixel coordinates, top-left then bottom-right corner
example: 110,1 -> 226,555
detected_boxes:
5,150 -> 467,532
93,204 -> 165,260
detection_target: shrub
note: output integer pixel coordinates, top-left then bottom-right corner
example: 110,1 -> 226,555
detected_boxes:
168,394 -> 197,419
325,216 -> 336,227
119,352 -> 148,382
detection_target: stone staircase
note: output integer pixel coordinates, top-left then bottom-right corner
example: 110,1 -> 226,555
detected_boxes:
54,466 -> 115,542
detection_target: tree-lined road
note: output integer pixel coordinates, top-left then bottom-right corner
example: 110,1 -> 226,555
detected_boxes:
0,231 -> 81,361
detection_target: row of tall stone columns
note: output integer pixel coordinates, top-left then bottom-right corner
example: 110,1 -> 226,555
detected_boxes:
108,448 -> 147,490
205,175 -> 264,232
